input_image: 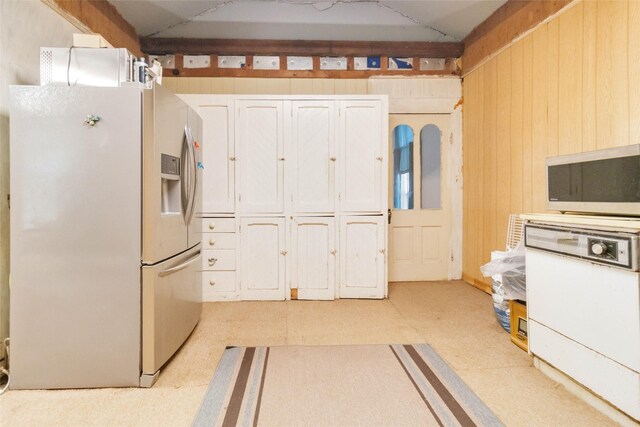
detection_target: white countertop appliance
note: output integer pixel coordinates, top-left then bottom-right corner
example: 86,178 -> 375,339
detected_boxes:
546,144 -> 640,216
523,215 -> 639,421
9,82 -> 202,388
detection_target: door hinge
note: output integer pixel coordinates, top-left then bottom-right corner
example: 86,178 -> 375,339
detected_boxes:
238,194 -> 242,202
239,224 -> 242,233
6,194 -> 9,209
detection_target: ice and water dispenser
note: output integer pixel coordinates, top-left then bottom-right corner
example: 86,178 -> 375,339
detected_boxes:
161,153 -> 181,214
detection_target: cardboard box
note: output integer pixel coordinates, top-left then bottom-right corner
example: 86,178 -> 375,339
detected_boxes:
510,300 -> 528,351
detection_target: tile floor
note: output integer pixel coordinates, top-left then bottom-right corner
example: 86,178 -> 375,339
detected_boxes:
0,281 -> 624,426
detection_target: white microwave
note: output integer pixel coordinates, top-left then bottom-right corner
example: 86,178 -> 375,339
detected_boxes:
547,144 -> 640,216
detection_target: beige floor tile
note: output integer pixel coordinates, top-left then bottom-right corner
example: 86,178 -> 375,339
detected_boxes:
0,386 -> 207,427
457,366 -> 617,427
0,282 -> 627,426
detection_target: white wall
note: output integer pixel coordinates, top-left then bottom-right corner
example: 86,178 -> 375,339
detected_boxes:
0,0 -> 80,364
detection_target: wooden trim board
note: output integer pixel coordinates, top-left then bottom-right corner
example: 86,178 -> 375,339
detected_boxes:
462,273 -> 491,295
142,38 -> 464,58
44,0 -> 142,56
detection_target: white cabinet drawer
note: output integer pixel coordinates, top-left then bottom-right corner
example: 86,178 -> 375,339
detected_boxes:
202,233 -> 236,250
202,249 -> 235,271
202,271 -> 236,294
201,218 -> 235,233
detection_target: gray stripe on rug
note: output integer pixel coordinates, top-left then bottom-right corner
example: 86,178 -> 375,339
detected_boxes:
252,347 -> 270,427
192,347 -> 243,427
391,344 -> 459,426
222,347 -> 256,426
240,347 -> 267,427
404,344 -> 476,426
389,345 -> 444,426
414,344 -> 506,427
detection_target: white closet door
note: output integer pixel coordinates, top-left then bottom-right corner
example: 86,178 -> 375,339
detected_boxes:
291,101 -> 336,214
339,100 -> 383,213
200,105 -> 234,213
290,217 -> 336,300
239,217 -> 286,300
236,100 -> 284,213
339,216 -> 385,299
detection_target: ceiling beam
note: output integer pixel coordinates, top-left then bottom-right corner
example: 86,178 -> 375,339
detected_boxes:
44,0 -> 142,56
140,38 -> 464,58
462,0 -> 574,74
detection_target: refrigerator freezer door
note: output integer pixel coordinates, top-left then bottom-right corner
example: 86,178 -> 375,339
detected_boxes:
9,86 -> 142,388
142,84 -> 192,264
142,244 -> 202,381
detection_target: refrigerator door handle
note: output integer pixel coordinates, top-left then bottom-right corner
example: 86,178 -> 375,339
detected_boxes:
158,251 -> 201,277
189,127 -> 198,223
184,126 -> 198,226
180,127 -> 190,222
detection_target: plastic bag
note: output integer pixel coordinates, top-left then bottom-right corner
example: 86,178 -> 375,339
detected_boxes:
491,279 -> 510,332
481,242 -> 526,301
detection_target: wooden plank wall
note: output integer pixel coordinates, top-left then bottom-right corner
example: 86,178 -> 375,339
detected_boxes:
162,77 -> 369,95
462,0 -> 640,291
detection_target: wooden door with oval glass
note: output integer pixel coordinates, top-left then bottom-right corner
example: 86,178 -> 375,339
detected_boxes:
388,114 -> 451,281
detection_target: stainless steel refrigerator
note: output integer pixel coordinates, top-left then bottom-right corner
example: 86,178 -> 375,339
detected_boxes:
9,83 -> 202,388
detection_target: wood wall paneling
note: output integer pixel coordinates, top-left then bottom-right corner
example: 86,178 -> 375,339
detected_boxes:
610,0 -> 629,149
582,0 -> 597,153
463,0 -> 573,74
521,35 -> 533,214
481,58 -> 497,277
496,51 -> 511,250
630,0 -> 640,146
510,40 -> 524,217
558,2 -> 583,156
462,0 -> 640,291
547,18 -> 560,159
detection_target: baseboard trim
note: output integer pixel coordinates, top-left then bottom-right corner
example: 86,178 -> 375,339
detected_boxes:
461,274 -> 491,294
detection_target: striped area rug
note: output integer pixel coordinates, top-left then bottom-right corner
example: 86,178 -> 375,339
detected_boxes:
193,344 -> 504,427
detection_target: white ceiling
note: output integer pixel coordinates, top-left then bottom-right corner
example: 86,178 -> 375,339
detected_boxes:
110,0 -> 506,42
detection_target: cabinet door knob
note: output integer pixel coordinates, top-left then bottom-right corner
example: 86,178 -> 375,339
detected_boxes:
278,157 -> 286,161
208,258 -> 218,266
379,249 -> 385,254
229,156 -> 236,161
376,156 -> 383,161
330,250 -> 337,255
209,223 -> 215,230
209,238 -> 216,246
280,250 -> 288,256
329,157 -> 336,162
209,280 -> 216,286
